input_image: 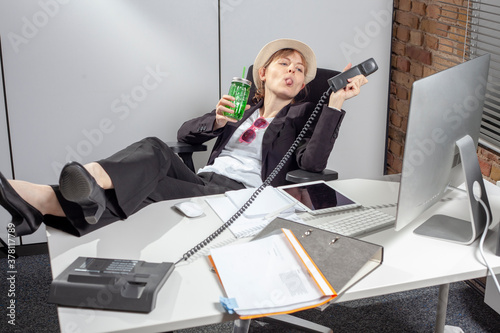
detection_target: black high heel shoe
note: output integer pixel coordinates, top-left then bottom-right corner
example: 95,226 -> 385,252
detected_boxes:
59,162 -> 106,225
0,172 -> 43,236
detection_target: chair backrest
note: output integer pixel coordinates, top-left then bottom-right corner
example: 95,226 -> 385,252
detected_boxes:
246,65 -> 340,106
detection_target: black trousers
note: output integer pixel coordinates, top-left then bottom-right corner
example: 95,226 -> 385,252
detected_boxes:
44,137 -> 246,236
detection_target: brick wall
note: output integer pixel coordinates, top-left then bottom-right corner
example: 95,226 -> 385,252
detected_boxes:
388,0 -> 500,184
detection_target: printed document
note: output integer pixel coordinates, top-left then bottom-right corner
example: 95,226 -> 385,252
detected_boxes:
209,229 -> 335,318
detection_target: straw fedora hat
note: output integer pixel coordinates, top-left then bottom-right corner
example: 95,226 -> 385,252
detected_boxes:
252,38 -> 317,90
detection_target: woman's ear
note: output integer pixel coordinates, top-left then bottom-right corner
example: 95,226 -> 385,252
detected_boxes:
258,67 -> 266,82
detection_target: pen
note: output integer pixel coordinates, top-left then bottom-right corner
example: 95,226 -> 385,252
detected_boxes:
264,202 -> 296,221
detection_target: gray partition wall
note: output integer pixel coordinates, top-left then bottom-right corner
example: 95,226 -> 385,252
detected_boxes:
0,0 -> 392,246
0,0 -> 219,244
0,36 -> 17,247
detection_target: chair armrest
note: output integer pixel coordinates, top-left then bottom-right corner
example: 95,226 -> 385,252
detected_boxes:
285,169 -> 339,184
167,141 -> 207,154
166,142 -> 207,172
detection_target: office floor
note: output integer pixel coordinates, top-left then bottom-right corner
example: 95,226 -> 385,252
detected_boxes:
1,254 -> 500,333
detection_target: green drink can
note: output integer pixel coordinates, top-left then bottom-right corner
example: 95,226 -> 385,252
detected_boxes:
224,77 -> 252,120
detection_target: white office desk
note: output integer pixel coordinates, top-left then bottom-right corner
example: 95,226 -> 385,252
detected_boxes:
46,179 -> 500,333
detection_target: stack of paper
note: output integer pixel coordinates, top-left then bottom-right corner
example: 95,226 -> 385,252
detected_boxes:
205,187 -> 298,238
225,187 -> 294,218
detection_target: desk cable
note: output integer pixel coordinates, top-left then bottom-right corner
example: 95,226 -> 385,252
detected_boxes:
477,197 -> 500,293
450,185 -> 500,293
454,185 -> 500,293
174,88 -> 333,265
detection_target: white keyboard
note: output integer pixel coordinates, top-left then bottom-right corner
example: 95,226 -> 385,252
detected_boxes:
316,208 -> 395,237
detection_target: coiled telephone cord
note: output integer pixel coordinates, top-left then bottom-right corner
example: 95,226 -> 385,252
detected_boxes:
175,88 -> 333,265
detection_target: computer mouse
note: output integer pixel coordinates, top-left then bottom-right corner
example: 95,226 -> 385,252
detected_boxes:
174,201 -> 204,218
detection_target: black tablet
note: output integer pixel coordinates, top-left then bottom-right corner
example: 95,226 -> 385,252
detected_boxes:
278,181 -> 361,215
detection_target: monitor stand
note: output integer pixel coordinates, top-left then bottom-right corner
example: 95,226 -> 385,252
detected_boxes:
413,135 -> 491,245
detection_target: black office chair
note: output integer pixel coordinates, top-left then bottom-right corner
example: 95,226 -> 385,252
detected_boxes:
167,142 -> 207,173
168,66 -> 341,183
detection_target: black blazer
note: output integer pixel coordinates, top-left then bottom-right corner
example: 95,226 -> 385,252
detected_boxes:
177,99 -> 345,187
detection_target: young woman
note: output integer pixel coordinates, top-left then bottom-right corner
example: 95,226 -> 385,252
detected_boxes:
0,38 -> 368,237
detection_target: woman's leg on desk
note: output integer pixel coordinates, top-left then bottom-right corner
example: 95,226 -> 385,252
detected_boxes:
1,137 -> 245,237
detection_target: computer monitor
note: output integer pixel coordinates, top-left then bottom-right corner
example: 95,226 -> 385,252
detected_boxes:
395,54 -> 491,245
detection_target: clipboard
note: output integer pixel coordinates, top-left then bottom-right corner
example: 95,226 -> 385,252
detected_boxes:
254,218 -> 384,297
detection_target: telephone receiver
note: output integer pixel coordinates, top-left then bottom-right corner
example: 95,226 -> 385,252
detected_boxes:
328,58 -> 379,92
176,58 -> 378,264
